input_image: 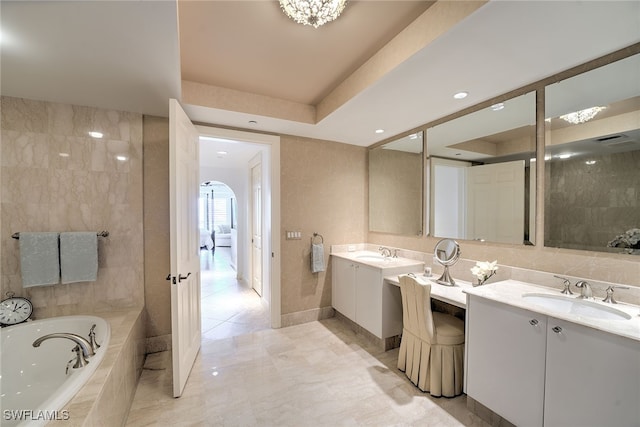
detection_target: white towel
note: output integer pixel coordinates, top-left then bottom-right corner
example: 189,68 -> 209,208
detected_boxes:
20,232 -> 60,287
60,232 -> 98,284
311,243 -> 325,273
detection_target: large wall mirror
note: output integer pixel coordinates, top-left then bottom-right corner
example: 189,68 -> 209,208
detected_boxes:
369,131 -> 424,235
545,53 -> 640,254
427,91 -> 537,245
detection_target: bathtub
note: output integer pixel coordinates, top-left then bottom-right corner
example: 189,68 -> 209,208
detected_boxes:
1,315 -> 110,427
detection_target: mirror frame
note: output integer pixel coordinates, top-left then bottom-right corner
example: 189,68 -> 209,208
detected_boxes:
367,41 -> 640,257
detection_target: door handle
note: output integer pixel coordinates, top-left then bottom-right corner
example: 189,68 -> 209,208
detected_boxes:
178,272 -> 192,283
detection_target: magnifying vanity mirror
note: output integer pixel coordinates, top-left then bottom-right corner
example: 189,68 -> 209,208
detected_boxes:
428,91 -> 537,245
544,52 -> 640,254
369,131 -> 424,235
433,238 -> 460,286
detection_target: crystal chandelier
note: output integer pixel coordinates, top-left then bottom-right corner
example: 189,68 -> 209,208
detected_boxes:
559,106 -> 606,125
279,0 -> 348,28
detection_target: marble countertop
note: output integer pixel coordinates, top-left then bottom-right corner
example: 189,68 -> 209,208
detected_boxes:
464,280 -> 640,342
384,274 -> 471,308
331,250 -> 424,269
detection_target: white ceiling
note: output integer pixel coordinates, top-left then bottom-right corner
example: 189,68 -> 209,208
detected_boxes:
2,1 -> 639,161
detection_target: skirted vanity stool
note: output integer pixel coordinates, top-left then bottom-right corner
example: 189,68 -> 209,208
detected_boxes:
397,274 -> 465,397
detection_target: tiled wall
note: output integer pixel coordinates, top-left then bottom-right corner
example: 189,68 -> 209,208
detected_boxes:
141,116 -> 171,350
545,150 -> 640,251
0,97 -> 144,318
280,135 -> 368,318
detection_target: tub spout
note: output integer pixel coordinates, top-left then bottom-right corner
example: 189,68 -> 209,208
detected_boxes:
33,333 -> 95,358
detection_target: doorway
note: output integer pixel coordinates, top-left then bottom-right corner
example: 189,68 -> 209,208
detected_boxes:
199,180 -> 268,340
197,125 -> 281,340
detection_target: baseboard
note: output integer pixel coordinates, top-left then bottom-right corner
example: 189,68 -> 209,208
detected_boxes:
280,306 -> 335,328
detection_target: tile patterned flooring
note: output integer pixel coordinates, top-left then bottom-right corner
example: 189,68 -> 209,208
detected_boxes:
126,249 -> 489,426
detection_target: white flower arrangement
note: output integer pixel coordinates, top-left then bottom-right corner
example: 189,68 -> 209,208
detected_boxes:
607,228 -> 640,252
470,260 -> 498,286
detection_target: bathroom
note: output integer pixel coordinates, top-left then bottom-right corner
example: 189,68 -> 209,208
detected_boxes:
1,1 -> 639,426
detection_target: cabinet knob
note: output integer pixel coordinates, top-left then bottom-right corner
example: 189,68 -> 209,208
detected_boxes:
552,326 -> 563,334
529,319 -> 539,326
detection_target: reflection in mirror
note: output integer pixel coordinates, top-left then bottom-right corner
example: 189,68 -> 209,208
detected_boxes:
369,131 -> 424,235
545,53 -> 640,254
433,238 -> 460,286
428,92 -> 536,245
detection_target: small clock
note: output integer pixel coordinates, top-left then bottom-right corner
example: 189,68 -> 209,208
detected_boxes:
0,292 -> 33,326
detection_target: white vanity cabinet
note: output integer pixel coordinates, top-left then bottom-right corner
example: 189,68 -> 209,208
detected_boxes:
544,318 -> 640,427
331,255 -> 420,339
332,256 -> 358,320
466,296 -> 547,427
466,294 -> 640,427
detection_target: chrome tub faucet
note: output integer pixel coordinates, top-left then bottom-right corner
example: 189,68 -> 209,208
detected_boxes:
33,332 -> 95,368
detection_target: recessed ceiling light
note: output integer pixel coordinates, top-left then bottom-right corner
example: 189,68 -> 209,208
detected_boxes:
558,153 -> 572,159
248,120 -> 257,125
88,131 -> 103,139
116,155 -> 128,161
585,160 -> 597,165
217,151 -> 228,156
59,152 -> 70,158
453,91 -> 468,100
375,129 -> 385,134
491,103 -> 505,111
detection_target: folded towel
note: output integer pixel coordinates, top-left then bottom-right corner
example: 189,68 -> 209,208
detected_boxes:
311,243 -> 325,273
60,232 -> 98,284
20,232 -> 60,287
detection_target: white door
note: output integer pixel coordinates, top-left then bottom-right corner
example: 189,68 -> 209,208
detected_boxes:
251,163 -> 263,296
466,160 -> 525,244
169,99 -> 201,398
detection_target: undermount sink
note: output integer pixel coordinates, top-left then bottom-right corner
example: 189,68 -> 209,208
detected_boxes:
355,254 -> 388,262
522,293 -> 632,320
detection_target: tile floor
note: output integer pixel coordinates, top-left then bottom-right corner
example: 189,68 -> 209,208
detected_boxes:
126,248 -> 489,426
199,248 -> 271,341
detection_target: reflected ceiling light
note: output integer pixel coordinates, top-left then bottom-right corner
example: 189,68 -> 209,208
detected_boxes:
217,151 -> 228,156
491,103 -> 505,111
545,155 -> 552,161
279,0 -> 348,28
453,91 -> 468,99
88,131 -> 103,139
559,106 -> 606,125
409,133 -> 418,139
375,129 -> 384,134
585,160 -> 597,165
558,153 -> 572,159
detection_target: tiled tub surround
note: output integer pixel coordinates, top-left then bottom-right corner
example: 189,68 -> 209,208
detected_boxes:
1,97 -> 144,319
47,308 -> 145,427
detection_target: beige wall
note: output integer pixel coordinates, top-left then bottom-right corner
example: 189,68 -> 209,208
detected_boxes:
0,97 -> 144,318
280,135 -> 368,315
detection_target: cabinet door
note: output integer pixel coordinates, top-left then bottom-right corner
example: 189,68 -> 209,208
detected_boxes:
354,264 -> 383,337
466,296 -> 547,427
544,318 -> 640,427
332,257 -> 356,320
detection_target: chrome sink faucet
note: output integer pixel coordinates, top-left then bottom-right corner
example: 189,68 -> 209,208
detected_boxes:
554,275 -> 574,295
575,280 -> 593,299
379,246 -> 392,258
602,285 -> 629,304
